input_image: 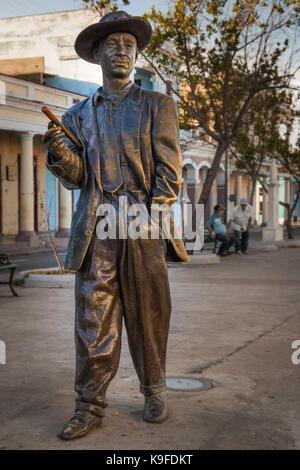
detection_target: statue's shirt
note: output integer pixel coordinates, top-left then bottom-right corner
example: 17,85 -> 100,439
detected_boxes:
94,82 -> 139,193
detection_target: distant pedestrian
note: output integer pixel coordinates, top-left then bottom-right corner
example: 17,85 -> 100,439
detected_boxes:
227,198 -> 253,254
205,204 -> 237,257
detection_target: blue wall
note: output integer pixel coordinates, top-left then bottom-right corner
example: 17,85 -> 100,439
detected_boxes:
292,181 -> 300,219
73,189 -> 81,211
45,169 -> 57,231
279,177 -> 286,219
134,69 -> 153,90
45,76 -> 99,97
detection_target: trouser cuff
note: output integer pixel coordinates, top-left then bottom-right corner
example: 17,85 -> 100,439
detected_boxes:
75,399 -> 106,418
140,382 -> 166,396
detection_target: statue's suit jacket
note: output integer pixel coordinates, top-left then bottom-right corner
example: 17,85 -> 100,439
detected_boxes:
47,84 -> 190,271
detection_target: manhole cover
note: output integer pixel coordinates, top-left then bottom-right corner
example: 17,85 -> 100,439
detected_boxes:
166,376 -> 212,392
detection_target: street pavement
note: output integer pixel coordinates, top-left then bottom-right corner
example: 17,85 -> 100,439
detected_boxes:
0,246 -> 299,450
1,249 -> 68,274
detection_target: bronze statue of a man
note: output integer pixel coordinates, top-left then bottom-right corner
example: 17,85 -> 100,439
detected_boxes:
43,11 -> 189,440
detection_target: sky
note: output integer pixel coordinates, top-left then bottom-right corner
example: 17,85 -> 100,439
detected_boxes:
0,0 -> 166,18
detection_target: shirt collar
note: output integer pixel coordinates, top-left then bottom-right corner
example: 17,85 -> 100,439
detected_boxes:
93,81 -> 133,105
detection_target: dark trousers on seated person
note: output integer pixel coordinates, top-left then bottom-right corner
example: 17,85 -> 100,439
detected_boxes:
215,233 -> 236,255
233,230 -> 249,252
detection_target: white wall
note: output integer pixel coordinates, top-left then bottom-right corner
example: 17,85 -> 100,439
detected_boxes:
0,9 -> 168,91
0,9 -> 101,83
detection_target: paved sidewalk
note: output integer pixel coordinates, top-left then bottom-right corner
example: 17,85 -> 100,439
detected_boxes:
0,247 -> 299,450
0,241 -> 68,257
0,235 -> 298,258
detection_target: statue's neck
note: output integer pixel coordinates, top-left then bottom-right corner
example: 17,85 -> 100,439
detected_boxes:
102,75 -> 131,95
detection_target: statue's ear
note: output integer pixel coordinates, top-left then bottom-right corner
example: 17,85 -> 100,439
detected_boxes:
93,42 -> 101,63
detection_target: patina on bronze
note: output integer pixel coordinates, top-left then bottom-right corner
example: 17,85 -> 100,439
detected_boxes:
43,10 -> 189,440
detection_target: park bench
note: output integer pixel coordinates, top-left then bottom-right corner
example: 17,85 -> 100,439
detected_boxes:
201,229 -> 221,254
0,254 -> 18,296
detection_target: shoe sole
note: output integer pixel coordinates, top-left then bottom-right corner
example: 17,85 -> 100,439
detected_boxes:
143,410 -> 168,424
58,419 -> 102,440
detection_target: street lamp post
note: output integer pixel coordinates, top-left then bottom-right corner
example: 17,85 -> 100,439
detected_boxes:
225,149 -> 229,223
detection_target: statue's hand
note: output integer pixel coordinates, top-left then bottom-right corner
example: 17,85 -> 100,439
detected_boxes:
43,122 -> 66,160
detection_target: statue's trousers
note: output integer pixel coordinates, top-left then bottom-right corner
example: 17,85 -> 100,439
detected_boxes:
73,193 -> 172,417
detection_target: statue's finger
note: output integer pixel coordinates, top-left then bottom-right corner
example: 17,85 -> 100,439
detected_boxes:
43,131 -> 65,147
44,127 -> 61,140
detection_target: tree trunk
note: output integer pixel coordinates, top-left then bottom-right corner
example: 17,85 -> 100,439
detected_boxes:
249,178 -> 256,206
198,141 -> 227,205
279,202 -> 294,239
279,185 -> 300,240
286,216 -> 294,239
187,141 -> 227,251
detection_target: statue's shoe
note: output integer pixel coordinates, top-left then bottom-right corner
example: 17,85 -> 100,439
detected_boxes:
58,410 -> 102,440
143,394 -> 168,423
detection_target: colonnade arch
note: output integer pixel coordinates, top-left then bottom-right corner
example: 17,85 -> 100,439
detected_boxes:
181,159 -> 226,222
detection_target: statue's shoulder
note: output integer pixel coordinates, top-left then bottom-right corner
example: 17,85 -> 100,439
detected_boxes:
64,96 -> 91,120
141,88 -> 174,105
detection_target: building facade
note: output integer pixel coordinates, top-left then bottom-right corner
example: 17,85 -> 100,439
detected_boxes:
179,133 -> 300,229
0,73 -> 85,245
0,9 -> 174,245
1,9 -> 298,246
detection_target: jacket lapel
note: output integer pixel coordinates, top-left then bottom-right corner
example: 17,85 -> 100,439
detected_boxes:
122,85 -> 149,193
78,95 -> 102,192
76,85 -> 147,194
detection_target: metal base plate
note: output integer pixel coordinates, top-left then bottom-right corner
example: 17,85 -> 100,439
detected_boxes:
166,376 -> 213,392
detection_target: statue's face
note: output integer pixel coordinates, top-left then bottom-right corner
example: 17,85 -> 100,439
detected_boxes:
94,32 -> 137,79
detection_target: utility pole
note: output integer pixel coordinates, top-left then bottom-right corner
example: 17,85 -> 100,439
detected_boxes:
225,149 -> 229,223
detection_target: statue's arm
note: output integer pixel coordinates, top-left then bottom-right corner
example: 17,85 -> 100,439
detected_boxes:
150,96 -> 181,208
45,114 -> 84,190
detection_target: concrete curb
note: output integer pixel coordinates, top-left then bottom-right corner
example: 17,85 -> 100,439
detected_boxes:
189,253 -> 220,264
16,254 -> 221,289
276,240 -> 300,248
250,244 -> 279,252
15,268 -> 75,288
0,246 -> 68,257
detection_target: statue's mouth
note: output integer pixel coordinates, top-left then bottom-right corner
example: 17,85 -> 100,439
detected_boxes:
111,57 -> 130,66
112,61 -> 129,67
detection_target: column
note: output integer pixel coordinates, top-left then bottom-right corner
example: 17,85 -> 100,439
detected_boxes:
262,178 -> 268,224
252,182 -> 258,224
196,168 -> 202,203
285,178 -> 291,219
262,161 -> 283,241
185,166 -> 198,209
227,172 -> 235,216
225,166 -> 231,223
15,132 -> 40,247
209,181 -> 217,212
56,182 -> 72,238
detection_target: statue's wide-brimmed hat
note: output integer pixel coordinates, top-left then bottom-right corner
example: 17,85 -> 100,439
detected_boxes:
75,11 -> 152,64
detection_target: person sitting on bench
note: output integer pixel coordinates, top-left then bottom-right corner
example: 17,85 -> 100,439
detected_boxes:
205,204 -> 237,257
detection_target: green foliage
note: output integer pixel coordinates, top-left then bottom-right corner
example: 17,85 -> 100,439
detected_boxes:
144,0 -> 300,144
82,0 -> 129,14
83,0 -> 300,204
231,87 -> 300,203
271,104 -> 300,181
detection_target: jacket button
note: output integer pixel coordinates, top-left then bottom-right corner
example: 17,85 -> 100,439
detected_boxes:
85,229 -> 92,236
